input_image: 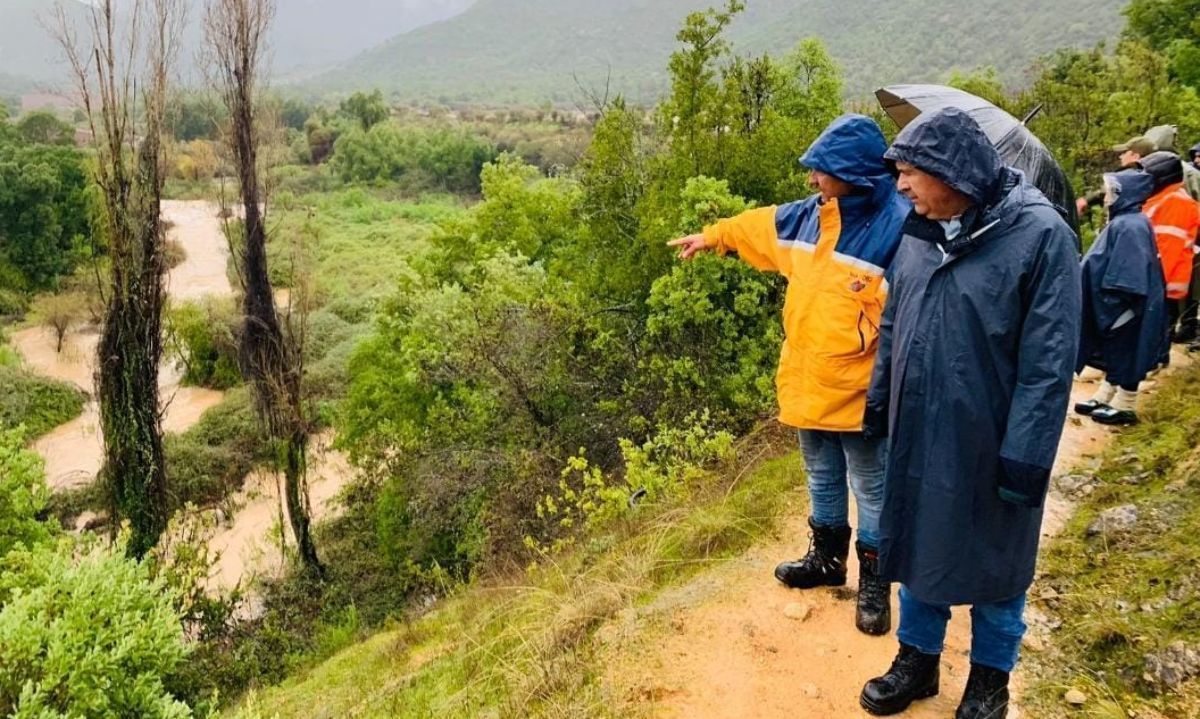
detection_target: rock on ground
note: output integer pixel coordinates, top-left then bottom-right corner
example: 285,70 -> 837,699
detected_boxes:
1086,504 -> 1138,536
1144,642 -> 1200,690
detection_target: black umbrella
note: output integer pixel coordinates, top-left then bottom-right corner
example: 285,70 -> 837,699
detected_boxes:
876,84 -> 1079,234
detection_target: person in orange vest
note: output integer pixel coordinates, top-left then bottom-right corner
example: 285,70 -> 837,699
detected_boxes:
1140,151 -> 1200,358
668,114 -> 909,635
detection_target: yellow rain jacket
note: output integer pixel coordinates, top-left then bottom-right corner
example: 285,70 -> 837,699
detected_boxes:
701,115 -> 909,431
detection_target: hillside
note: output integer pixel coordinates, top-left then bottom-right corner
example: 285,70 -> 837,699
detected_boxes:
233,359 -> 1200,718
312,0 -> 1127,103
0,0 -> 475,94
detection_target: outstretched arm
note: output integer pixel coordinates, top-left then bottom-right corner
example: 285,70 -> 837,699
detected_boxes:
667,206 -> 784,273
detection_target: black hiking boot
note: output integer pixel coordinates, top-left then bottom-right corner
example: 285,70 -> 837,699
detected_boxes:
955,663 -> 1010,719
773,518 -> 850,589
859,642 -> 940,716
1091,406 -> 1138,425
855,542 -> 891,636
1073,399 -> 1110,416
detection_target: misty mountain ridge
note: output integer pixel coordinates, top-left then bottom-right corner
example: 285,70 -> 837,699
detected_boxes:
314,0 -> 1128,104
0,0 -> 476,94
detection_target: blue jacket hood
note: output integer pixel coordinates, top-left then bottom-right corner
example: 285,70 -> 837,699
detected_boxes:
884,107 -> 1002,205
800,114 -> 892,191
1104,169 -> 1155,215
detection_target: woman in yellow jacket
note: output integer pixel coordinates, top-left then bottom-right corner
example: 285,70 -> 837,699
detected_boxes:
669,115 -> 909,635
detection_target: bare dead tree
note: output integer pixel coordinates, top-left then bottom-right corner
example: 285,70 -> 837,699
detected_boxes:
204,0 -> 322,574
56,0 -> 182,558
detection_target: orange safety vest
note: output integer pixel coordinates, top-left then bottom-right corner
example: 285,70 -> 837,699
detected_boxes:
1144,182 -> 1200,300
703,201 -> 898,431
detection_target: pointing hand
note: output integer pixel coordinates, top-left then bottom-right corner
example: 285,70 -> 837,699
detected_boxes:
667,234 -> 710,260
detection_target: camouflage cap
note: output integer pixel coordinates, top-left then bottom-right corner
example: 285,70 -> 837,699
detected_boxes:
1112,136 -> 1156,156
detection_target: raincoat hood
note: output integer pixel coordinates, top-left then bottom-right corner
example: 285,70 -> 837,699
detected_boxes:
1190,142 -> 1200,162
1140,151 -> 1184,193
800,114 -> 892,193
884,107 -> 1003,205
1104,168 -> 1155,216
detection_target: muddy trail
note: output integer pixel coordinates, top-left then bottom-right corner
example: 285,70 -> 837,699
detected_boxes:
602,360 -> 1188,718
12,200 -> 354,592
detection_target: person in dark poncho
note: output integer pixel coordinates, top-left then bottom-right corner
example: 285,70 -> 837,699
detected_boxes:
857,108 -> 1081,719
1074,169 -> 1169,425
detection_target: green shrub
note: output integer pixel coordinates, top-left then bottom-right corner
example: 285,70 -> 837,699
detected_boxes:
0,288 -> 27,318
0,366 -> 87,439
164,388 -> 269,509
0,329 -> 20,368
331,123 -> 497,194
0,428 -> 54,559
0,537 -> 192,718
168,298 -> 241,390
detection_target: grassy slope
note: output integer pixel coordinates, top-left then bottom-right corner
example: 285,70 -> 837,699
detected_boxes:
311,0 -> 1126,103
236,362 -> 1200,719
232,429 -> 803,718
1024,362 -> 1200,719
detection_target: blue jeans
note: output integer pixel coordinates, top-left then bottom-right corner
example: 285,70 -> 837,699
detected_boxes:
798,430 -> 886,549
896,585 -> 1028,672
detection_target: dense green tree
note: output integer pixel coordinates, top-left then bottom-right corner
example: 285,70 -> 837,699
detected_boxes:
166,93 -> 226,141
659,0 -> 745,180
15,112 -> 74,146
279,97 -> 313,131
332,122 -> 496,193
338,90 -> 389,131
1020,40 -> 1200,191
0,139 -> 91,289
1125,0 -> 1200,86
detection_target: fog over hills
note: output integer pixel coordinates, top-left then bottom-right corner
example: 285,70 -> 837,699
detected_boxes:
2,0 -> 1129,105
313,0 -> 1128,104
0,0 -> 475,95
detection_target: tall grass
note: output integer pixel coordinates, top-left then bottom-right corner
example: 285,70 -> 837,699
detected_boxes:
233,428 -> 802,718
1025,363 -> 1200,719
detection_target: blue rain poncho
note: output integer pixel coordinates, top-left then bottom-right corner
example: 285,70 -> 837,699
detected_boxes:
867,108 -> 1082,604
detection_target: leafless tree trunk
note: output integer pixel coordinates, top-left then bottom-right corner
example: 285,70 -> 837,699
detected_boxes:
56,0 -> 182,558
204,0 -> 322,574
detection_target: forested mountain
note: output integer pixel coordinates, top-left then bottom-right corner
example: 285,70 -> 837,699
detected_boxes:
0,0 -> 475,94
314,0 -> 1128,103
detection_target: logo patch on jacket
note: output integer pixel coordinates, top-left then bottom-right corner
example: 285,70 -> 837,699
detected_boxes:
849,276 -> 869,293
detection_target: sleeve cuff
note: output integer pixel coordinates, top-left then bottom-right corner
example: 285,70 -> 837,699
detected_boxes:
998,456 -> 1051,508
701,225 -> 727,255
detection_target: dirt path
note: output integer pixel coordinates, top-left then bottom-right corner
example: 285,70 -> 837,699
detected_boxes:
604,360 -> 1189,719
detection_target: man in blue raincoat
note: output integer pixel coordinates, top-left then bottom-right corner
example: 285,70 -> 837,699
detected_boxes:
857,108 -> 1081,719
1075,169 -> 1168,426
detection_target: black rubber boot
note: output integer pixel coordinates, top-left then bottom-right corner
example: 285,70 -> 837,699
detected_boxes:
773,518 -> 851,589
955,663 -> 1010,719
860,642 -> 941,716
855,542 -> 891,636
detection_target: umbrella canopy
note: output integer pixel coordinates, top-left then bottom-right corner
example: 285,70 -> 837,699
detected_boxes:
876,84 -> 1079,234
